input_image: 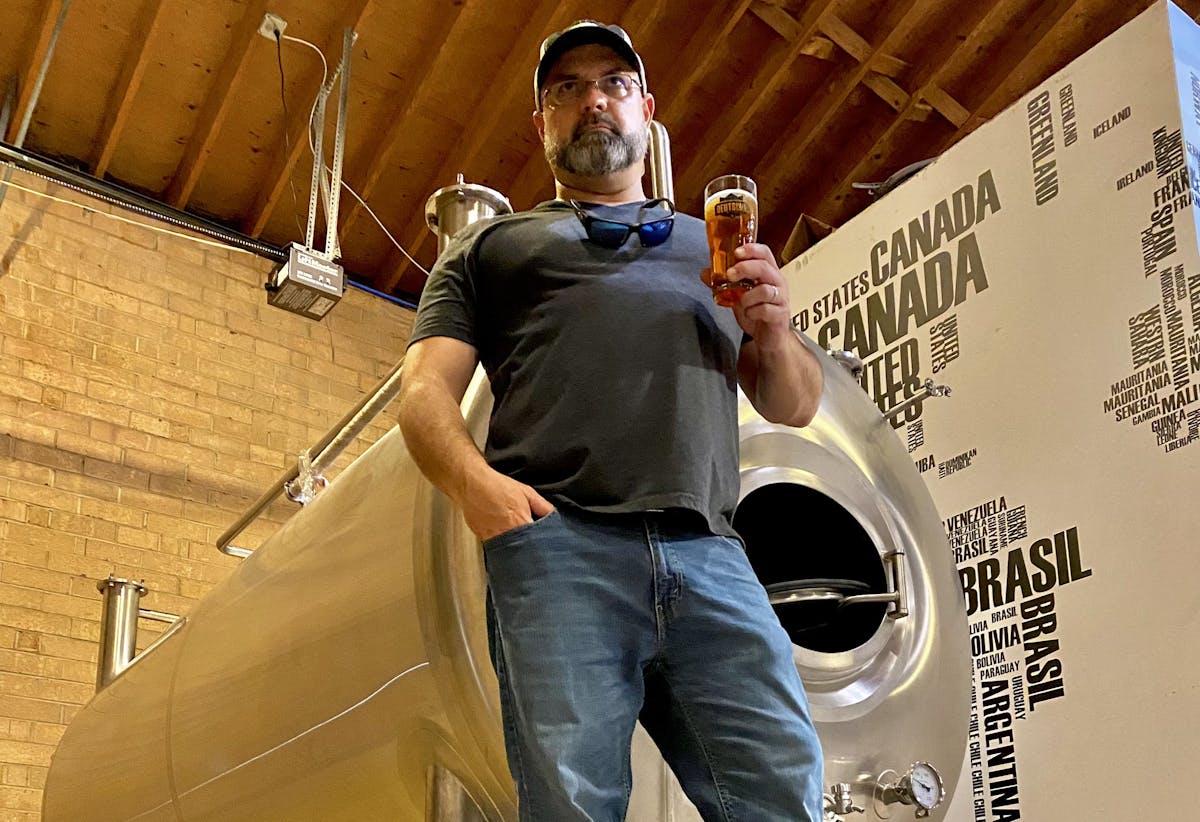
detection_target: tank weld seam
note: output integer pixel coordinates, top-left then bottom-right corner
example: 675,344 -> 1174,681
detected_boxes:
138,660 -> 431,809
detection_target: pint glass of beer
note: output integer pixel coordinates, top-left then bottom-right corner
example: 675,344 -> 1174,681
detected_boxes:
703,174 -> 758,306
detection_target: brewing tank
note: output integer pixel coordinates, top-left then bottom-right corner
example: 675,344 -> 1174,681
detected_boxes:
42,339 -> 970,820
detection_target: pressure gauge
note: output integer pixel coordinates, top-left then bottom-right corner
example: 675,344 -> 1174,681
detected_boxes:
900,761 -> 945,814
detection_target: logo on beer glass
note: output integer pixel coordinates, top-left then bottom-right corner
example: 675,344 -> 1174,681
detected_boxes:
703,175 -> 758,307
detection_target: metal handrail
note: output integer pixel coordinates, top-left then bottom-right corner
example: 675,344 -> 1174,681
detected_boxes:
215,356 -> 405,556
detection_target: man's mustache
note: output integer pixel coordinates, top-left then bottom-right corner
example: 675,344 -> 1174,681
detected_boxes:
572,114 -> 620,141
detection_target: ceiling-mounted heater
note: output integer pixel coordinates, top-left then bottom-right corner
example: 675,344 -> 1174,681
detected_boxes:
267,28 -> 355,321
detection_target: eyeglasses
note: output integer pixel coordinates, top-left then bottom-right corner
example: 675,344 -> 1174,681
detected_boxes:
569,199 -> 675,248
542,73 -> 642,109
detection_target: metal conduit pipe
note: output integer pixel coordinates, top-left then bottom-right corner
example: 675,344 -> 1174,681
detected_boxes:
0,0 -> 72,212
11,0 -> 73,149
0,142 -> 287,260
0,143 -> 418,309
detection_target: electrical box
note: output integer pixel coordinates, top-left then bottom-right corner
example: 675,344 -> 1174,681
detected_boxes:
266,243 -> 345,320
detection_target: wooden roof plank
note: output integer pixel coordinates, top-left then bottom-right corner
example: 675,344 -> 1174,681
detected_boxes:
4,0 -> 67,145
953,0 -> 1090,137
818,13 -> 872,63
873,52 -> 910,80
797,31 -> 909,78
164,0 -> 270,208
503,134 -> 558,214
241,0 -> 373,236
800,35 -> 838,62
654,0 -> 756,127
378,0 -> 580,292
751,2 -> 804,41
92,0 -> 169,177
335,2 -> 475,242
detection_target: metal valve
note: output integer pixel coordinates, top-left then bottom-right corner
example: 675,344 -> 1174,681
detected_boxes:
827,348 -> 864,380
882,378 -> 952,422
285,450 -> 328,505
824,782 -> 865,820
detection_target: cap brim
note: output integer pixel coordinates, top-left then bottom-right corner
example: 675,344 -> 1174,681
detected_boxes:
535,27 -> 645,108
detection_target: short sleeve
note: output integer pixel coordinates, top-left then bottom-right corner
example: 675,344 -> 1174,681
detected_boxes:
407,222 -> 486,349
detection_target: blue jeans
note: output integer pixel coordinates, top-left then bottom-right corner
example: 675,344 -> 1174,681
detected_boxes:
483,507 -> 824,821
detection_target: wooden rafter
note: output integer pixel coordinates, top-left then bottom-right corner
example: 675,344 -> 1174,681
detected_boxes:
861,73 -> 909,111
922,83 -> 970,129
748,2 -> 929,208
4,0 -> 67,145
164,0 -> 269,208
951,0 -> 1092,137
334,2 -> 473,243
92,0 -> 168,177
805,0 -> 1083,224
752,1 -> 804,40
672,0 -> 841,203
497,130 -> 557,219
799,35 -> 838,62
241,0 -> 372,236
793,34 -> 911,111
378,0 -> 587,293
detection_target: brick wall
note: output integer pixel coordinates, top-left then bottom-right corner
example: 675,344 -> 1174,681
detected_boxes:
0,170 -> 415,819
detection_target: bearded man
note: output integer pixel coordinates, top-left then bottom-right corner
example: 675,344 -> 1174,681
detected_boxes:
398,20 -> 825,821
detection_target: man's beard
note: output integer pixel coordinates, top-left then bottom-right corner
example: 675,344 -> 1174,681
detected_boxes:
544,113 -> 648,178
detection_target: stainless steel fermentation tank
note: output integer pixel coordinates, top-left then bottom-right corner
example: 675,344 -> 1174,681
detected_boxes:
43,152 -> 969,821
42,354 -> 970,821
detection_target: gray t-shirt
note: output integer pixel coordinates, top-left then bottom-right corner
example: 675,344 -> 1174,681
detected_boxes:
409,199 -> 744,536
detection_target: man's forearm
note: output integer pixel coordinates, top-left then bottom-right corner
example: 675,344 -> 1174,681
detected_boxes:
741,333 -> 824,427
397,376 -> 491,508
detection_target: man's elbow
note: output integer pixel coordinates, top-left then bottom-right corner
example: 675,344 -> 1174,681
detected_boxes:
790,402 -> 819,428
778,372 -> 823,428
761,400 -> 819,428
396,376 -> 428,436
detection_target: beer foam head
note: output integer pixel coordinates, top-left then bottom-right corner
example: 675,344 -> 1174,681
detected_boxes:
535,21 -> 647,110
704,188 -> 758,211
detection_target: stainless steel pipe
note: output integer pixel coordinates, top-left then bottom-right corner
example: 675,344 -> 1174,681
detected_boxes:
95,577 -> 146,690
648,120 -> 673,203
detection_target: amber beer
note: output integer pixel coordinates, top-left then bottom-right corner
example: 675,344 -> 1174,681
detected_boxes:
704,174 -> 758,306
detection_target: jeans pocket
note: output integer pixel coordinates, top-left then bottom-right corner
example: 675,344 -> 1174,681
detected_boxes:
481,509 -> 559,553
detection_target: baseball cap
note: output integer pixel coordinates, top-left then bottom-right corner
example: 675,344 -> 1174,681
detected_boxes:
534,20 -> 647,110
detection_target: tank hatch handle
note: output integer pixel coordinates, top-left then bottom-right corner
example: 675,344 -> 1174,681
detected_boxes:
765,550 -> 908,620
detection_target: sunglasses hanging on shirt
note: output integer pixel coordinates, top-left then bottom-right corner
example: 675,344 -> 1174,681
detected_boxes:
569,198 -> 675,248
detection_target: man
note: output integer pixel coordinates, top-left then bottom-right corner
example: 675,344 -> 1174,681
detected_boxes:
398,20 -> 825,821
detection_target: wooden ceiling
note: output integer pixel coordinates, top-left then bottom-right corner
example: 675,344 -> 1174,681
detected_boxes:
3,0 -> 1198,304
